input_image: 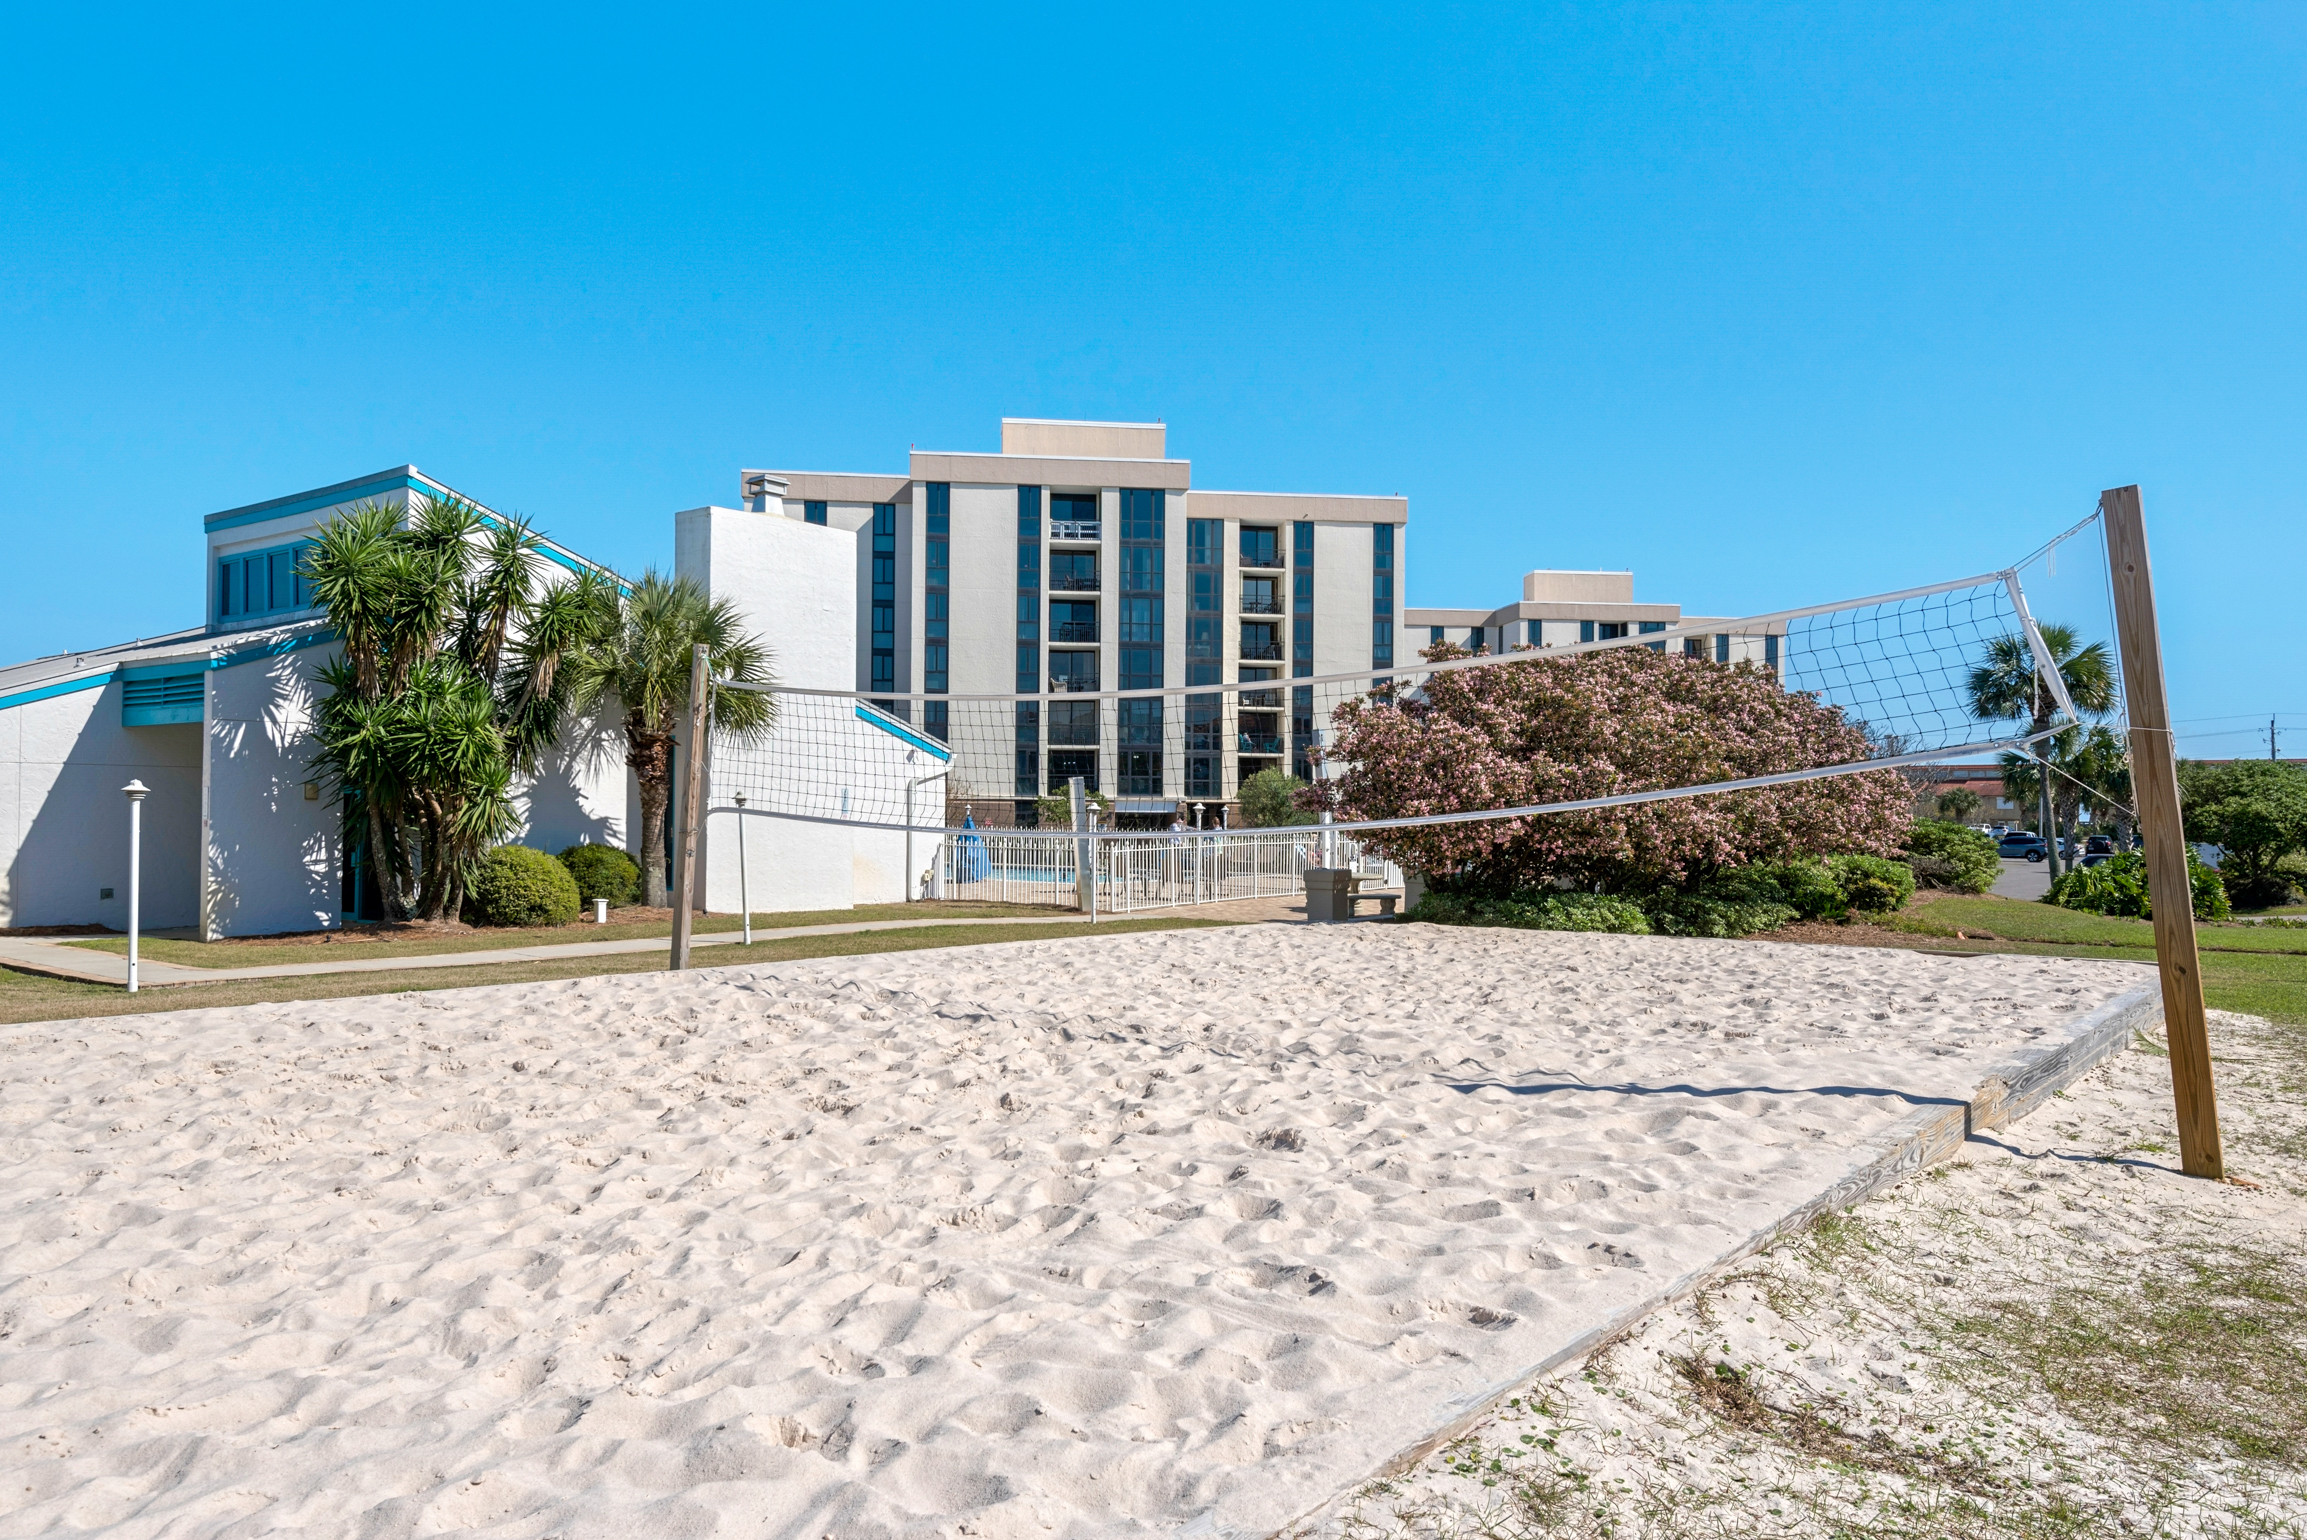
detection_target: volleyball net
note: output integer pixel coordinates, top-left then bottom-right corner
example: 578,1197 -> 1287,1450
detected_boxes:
707,563 -> 2081,850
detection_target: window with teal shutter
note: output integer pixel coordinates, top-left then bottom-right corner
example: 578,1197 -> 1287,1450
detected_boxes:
217,540 -> 317,621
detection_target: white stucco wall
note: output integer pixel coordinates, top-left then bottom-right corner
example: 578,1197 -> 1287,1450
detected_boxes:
203,644 -> 341,938
0,678 -> 204,930
677,503 -> 933,914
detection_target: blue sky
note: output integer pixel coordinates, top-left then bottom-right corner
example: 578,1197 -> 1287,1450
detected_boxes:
4,3 -> 2300,755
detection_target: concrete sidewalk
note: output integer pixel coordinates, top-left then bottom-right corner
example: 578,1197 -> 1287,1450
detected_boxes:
0,891 -> 1329,990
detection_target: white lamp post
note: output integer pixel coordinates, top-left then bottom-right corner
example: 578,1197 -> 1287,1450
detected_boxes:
733,791 -> 751,946
121,780 -> 148,993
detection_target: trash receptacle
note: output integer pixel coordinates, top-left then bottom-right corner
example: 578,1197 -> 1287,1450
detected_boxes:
1304,866 -> 1353,922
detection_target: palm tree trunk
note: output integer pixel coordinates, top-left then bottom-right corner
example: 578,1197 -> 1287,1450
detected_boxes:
2037,755 -> 2060,880
366,800 -> 409,922
628,721 -> 674,908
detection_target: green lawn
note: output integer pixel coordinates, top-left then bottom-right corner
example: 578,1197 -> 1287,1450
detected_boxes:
0,916 -> 1235,1027
1892,894 -> 2307,955
1853,893 -> 2307,1026
64,899 -> 1074,969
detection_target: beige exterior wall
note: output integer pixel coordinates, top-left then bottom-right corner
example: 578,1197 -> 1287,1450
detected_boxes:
1000,418 -> 1166,459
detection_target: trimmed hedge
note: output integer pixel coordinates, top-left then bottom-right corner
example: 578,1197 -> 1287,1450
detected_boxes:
468,844 -> 582,927
1409,890 -> 1652,934
559,842 -> 640,907
1408,853 -> 1923,942
1902,819 -> 1999,894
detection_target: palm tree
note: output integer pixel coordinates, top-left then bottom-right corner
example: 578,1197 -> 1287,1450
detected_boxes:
306,495 -> 614,921
1967,623 -> 2117,877
566,571 -> 776,908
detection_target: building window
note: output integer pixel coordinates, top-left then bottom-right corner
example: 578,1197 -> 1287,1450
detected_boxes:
924,485 -> 950,701
1240,576 -> 1280,614
1050,650 -> 1098,692
1240,525 -> 1280,569
1015,701 -> 1040,796
1639,619 -> 1667,653
217,541 -> 316,621
1052,600 -> 1098,643
1765,633 -> 1780,671
1429,625 -> 1446,645
1527,620 -> 1543,647
804,500 -> 827,525
1050,699 -> 1099,745
1017,485 -> 1042,701
1239,621 -> 1282,660
1291,521 -> 1314,677
1049,550 -> 1098,591
870,502 -> 898,711
1119,488 -> 1164,709
1119,698 -> 1163,795
1186,517 -> 1222,798
1372,523 -> 1394,670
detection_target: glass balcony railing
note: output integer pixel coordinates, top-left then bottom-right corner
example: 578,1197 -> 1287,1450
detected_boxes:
1050,520 -> 1103,542
1239,640 -> 1283,661
1050,572 -> 1100,592
1053,622 -> 1099,643
1238,733 -> 1284,754
1238,594 -> 1283,614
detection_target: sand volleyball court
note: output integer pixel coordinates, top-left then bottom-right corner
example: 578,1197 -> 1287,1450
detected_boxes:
1,925 -> 2149,1538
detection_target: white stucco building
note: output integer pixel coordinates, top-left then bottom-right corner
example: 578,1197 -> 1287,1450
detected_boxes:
0,467 -> 634,936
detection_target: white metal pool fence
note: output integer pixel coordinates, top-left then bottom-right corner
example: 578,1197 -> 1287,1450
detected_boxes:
937,827 -> 1398,914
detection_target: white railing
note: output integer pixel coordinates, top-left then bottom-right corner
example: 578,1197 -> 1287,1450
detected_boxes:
938,828 -> 1395,914
1049,520 -> 1103,541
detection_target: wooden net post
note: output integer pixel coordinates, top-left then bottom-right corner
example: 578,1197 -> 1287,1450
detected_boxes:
2101,485 -> 2224,1179
669,643 -> 710,972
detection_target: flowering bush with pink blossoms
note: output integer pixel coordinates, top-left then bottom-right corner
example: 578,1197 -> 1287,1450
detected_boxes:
1304,644 -> 1912,896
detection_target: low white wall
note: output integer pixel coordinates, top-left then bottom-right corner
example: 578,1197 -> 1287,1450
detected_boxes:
679,503 -> 940,914
0,679 -> 203,930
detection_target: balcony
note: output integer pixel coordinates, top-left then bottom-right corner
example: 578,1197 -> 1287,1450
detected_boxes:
1238,594 -> 1283,615
1050,520 -> 1103,542
1239,641 -> 1283,661
1239,689 -> 1282,708
1053,621 -> 1099,643
1050,572 -> 1101,592
1238,732 -> 1284,754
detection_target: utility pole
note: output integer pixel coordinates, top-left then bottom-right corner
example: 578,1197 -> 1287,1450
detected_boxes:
2273,715 -> 2281,762
2102,485 -> 2223,1180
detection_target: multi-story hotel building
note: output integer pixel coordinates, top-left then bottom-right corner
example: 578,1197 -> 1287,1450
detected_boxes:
732,418 -> 1406,821
1406,569 -> 1781,668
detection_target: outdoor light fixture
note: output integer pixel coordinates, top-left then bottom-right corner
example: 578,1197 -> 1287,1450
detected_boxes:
121,780 -> 148,993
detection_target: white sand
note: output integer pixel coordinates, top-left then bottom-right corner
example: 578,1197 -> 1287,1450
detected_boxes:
0,925 -> 2144,1539
1313,1008 -> 2307,1537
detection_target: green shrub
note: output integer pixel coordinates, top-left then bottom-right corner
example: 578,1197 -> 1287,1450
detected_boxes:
468,844 -> 582,927
1710,860 -> 1846,920
1828,853 -> 1918,914
2220,865 -> 2301,912
1408,889 -> 1652,934
558,842 -> 640,907
2045,849 -> 2230,922
1644,891 -> 1798,938
1902,819 -> 1999,894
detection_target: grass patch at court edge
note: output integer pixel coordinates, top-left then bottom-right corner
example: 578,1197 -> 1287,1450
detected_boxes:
62,900 -> 1075,969
1893,894 -> 2307,954
0,917 -> 1238,1027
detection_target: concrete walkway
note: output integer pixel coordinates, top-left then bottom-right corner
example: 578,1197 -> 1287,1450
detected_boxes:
0,891 -> 1331,990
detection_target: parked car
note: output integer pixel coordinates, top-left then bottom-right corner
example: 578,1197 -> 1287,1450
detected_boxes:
1998,832 -> 2049,862
2085,834 -> 2116,855
2077,851 -> 2117,869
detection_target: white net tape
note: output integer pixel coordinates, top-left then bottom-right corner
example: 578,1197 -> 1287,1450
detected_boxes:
709,568 -> 2071,843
